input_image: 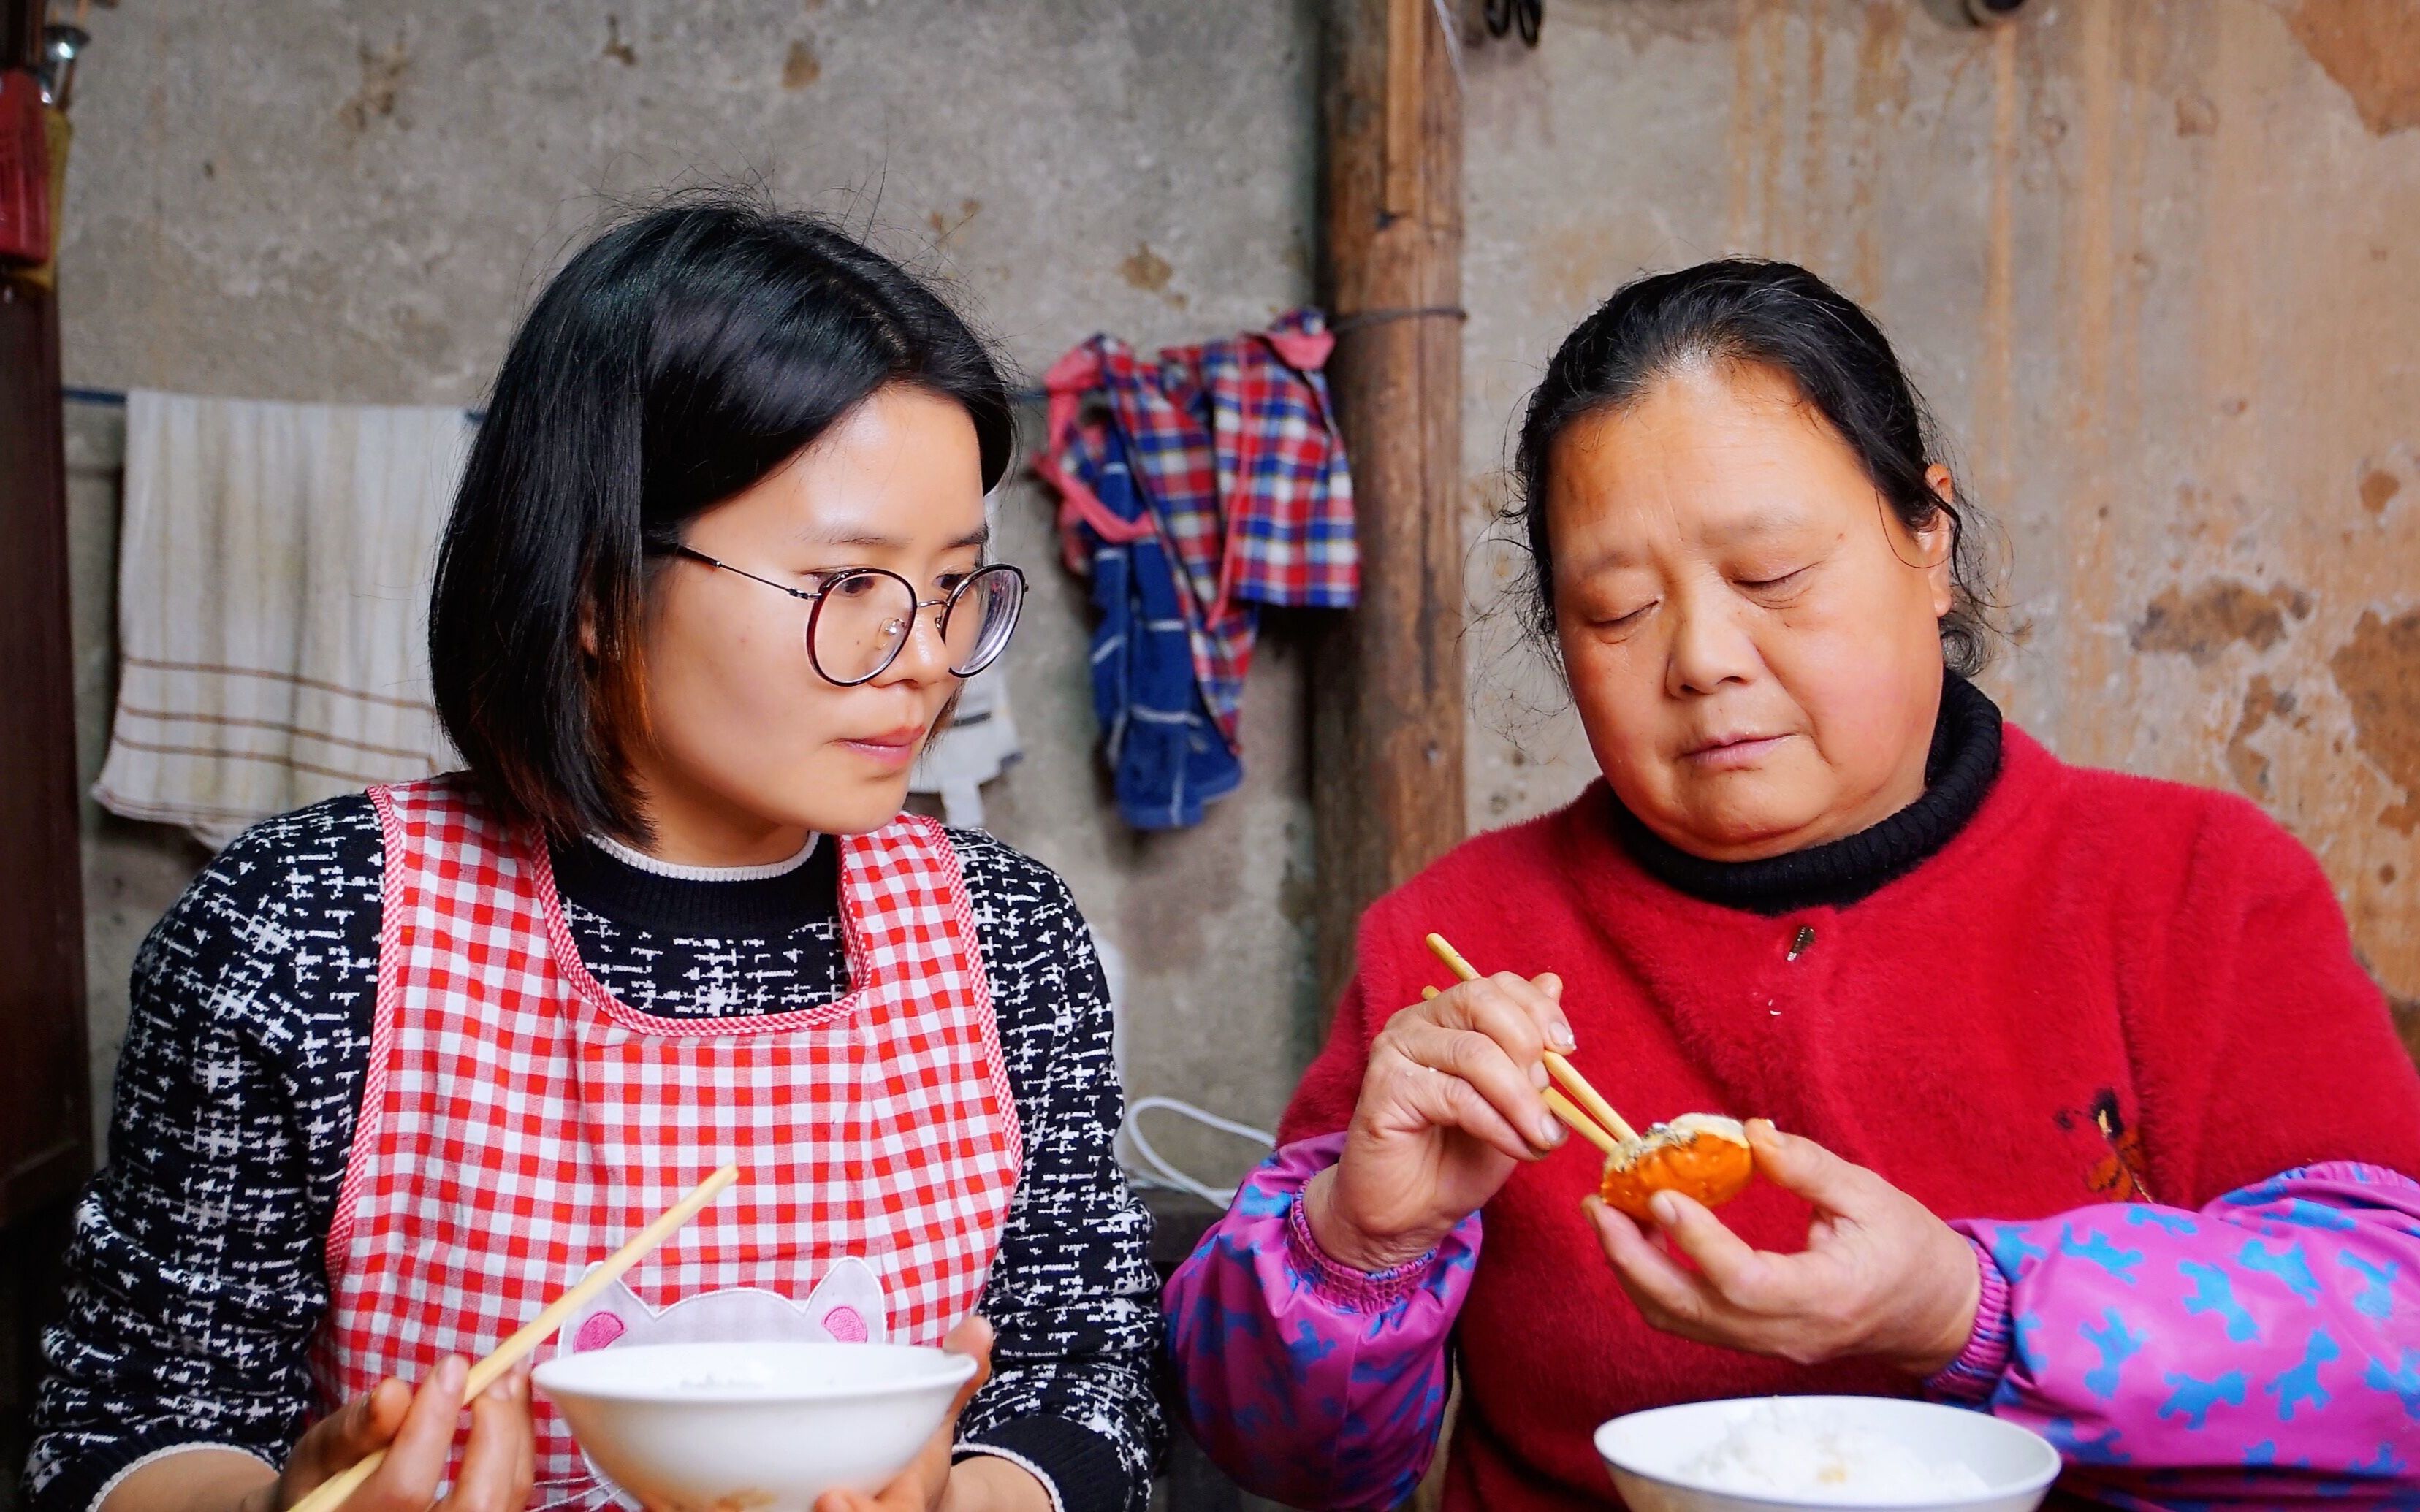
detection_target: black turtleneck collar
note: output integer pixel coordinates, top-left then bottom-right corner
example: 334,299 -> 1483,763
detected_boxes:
547,833 -> 842,939
1610,672 -> 2004,915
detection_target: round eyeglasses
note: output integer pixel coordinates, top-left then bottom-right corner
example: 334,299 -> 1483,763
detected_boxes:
671,546 -> 1026,687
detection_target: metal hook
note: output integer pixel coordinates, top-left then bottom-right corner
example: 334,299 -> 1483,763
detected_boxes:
1483,0 -> 1542,47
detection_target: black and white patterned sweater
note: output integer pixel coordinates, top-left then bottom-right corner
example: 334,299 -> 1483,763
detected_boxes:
26,795 -> 1163,1512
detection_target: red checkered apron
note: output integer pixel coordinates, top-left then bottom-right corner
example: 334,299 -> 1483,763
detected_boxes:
311,776 -> 1022,1503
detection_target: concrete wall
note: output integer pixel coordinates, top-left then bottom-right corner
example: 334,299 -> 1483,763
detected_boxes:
58,0 -> 1325,1187
57,0 -> 2420,1187
1458,0 -> 2420,1053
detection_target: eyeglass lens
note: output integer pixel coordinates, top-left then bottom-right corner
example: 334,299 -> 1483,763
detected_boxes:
807,567 -> 1023,684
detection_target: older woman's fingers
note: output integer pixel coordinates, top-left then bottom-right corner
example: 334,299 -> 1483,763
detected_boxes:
1393,1021 -> 1561,1156
1645,1191 -> 1790,1312
1586,1197 -> 1721,1326
1414,1059 -> 1546,1161
1428,972 -> 1569,1061
1363,1036 -> 1534,1160
1746,1121 -> 1881,1215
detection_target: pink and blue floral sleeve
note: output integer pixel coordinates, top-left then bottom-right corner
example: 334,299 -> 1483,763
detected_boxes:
1160,1134 -> 1475,1511
1929,1161 -> 2420,1507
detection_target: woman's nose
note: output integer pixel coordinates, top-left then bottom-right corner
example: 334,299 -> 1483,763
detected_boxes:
1663,592 -> 1759,696
878,599 -> 956,685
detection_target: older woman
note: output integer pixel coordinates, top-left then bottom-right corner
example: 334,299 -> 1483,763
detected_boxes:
1163,261 -> 2420,1510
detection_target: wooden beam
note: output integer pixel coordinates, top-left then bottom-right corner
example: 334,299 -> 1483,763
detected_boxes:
1314,0 -> 1466,1009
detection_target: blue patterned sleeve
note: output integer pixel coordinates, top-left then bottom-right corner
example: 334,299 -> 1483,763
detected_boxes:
1928,1163 -> 2420,1505
1161,1135 -> 1475,1511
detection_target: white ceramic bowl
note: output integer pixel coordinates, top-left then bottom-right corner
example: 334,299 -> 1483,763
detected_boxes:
533,1341 -> 977,1511
1595,1396 -> 2061,1512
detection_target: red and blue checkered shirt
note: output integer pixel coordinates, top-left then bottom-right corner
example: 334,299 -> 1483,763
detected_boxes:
1038,308 -> 1358,747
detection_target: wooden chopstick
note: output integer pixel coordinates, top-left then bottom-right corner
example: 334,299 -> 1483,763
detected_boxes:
1544,1089 -> 1623,1157
1423,933 -> 1641,1145
1546,1056 -> 1638,1144
287,1164 -> 742,1512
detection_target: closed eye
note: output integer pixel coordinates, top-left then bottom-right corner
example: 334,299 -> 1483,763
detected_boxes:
1738,568 -> 1807,591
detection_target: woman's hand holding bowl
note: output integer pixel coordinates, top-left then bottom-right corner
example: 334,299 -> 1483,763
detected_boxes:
813,1317 -> 1049,1512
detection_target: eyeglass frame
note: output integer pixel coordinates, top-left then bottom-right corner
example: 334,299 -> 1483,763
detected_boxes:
663,544 -> 1027,687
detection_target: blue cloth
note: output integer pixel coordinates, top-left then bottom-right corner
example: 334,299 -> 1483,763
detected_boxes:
1073,424 -> 1242,830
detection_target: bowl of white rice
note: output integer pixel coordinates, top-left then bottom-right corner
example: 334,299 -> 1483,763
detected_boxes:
1594,1396 -> 2059,1512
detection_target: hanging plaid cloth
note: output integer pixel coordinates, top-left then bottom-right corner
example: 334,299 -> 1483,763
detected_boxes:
1036,308 -> 1357,755
1195,310 -> 1358,622
1061,419 -> 1242,830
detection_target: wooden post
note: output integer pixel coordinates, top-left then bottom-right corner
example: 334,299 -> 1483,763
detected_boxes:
0,0 -> 91,1223
1313,0 -> 1466,1009
1,0 -> 96,1467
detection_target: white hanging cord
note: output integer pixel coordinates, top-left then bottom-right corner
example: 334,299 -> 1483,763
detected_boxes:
1118,1096 -> 1276,1209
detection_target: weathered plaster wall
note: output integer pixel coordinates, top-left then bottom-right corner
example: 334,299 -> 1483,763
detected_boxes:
58,0 -> 1324,1185
1458,0 -> 2420,1053
56,0 -> 2420,1186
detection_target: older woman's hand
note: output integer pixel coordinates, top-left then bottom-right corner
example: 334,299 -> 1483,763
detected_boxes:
1303,972 -> 1572,1274
1586,1120 -> 1981,1376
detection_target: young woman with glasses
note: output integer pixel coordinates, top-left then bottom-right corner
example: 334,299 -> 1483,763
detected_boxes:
31,199 -> 1161,1512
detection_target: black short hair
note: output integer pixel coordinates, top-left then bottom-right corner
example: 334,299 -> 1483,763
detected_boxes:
428,195 -> 1013,843
1509,259 -> 1998,674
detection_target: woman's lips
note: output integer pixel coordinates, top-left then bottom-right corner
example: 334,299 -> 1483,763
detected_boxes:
840,725 -> 927,771
1681,733 -> 1789,771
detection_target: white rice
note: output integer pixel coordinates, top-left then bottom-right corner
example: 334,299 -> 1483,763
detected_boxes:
1681,1401 -> 1990,1503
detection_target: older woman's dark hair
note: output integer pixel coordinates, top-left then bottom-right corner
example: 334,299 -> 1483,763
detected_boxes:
429,196 -> 1013,842
1510,259 -> 1996,674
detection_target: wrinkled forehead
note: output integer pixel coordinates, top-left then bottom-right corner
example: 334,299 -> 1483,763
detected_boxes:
1543,381 -> 1868,579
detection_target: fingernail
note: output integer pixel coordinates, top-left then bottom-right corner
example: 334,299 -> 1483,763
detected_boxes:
1530,1061 -> 1549,1089
1538,1114 -> 1563,1146
438,1356 -> 467,1394
487,1372 -> 514,1401
1551,1023 -> 1576,1051
1650,1191 -> 1681,1225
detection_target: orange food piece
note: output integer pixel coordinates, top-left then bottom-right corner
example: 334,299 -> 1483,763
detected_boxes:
1597,1113 -> 1755,1221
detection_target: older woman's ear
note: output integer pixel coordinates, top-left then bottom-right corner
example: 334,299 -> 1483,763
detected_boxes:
1919,464 -> 1960,617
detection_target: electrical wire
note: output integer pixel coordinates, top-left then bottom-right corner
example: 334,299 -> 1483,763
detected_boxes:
1117,1096 -> 1275,1209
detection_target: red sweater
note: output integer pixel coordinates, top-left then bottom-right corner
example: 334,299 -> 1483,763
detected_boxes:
1279,726 -> 2420,1510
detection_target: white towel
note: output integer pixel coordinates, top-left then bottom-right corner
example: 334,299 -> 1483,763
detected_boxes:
93,392 -> 473,847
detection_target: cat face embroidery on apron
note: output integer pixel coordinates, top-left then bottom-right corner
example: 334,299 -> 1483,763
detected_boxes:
312,777 -> 1023,1503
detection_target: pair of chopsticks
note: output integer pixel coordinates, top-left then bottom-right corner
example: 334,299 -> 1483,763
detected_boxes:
1422,933 -> 1637,1158
289,1165 -> 743,1512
